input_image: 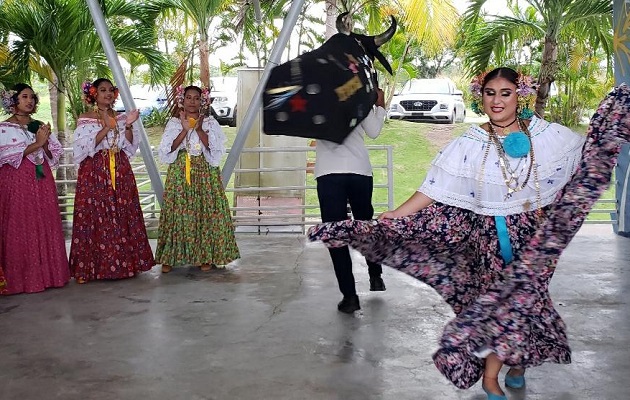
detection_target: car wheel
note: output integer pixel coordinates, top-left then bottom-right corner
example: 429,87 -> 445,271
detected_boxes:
229,108 -> 237,127
448,111 -> 456,124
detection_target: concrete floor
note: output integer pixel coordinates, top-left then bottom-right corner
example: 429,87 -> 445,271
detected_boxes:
1,225 -> 629,400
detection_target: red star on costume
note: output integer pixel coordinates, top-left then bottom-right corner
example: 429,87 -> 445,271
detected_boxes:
289,94 -> 308,112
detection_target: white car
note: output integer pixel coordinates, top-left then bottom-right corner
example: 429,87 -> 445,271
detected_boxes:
211,77 -> 237,127
388,78 -> 466,124
113,85 -> 167,117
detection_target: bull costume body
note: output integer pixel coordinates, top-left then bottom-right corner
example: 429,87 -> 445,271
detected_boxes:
263,14 -> 397,144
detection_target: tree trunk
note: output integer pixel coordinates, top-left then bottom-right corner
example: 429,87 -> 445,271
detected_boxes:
385,39 -> 412,108
49,79 -> 59,132
55,84 -> 69,225
199,35 -> 211,89
535,36 -> 558,117
325,0 -> 337,40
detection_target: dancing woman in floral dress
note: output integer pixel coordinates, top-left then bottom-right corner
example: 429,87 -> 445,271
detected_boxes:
308,67 -> 630,399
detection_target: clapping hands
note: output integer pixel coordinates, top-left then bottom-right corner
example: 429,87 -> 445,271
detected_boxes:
35,123 -> 52,146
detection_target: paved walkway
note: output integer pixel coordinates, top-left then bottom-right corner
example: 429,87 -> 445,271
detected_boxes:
0,225 -> 628,400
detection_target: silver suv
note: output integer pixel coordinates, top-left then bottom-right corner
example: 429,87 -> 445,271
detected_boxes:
388,78 -> 466,123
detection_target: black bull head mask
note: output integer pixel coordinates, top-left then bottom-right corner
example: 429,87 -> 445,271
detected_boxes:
262,14 -> 397,144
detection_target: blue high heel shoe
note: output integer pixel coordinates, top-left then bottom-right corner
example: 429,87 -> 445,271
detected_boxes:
482,384 -> 508,400
505,369 -> 526,389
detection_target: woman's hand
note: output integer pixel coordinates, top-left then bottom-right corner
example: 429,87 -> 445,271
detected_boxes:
378,210 -> 398,220
125,109 -> 140,125
179,110 -> 191,131
35,123 -> 51,146
195,115 -> 205,131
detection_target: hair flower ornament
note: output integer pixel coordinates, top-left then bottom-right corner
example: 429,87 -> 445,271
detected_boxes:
0,89 -> 17,114
176,85 -> 212,111
469,70 -> 537,119
82,80 -> 119,105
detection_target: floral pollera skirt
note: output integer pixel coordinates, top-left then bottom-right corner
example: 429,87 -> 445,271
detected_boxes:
308,84 -> 630,389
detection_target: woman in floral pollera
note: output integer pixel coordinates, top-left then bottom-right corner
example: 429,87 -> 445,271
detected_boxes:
69,78 -> 154,283
309,67 -> 630,399
156,85 -> 239,274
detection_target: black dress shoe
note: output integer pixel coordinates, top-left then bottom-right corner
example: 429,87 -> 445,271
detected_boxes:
370,277 -> 386,291
337,295 -> 360,314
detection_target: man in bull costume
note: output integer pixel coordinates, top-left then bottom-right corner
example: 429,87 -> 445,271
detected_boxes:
263,13 -> 397,313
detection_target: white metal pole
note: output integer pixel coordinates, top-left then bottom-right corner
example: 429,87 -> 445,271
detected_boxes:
85,0 -> 165,204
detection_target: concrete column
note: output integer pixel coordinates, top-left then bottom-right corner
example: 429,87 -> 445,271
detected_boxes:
233,68 -> 307,232
234,68 -> 307,195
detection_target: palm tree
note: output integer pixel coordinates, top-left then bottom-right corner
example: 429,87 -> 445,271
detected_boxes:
0,0 -> 168,207
351,0 -> 459,106
395,0 -> 459,58
0,0 -> 168,132
151,0 -> 234,88
461,0 -> 612,115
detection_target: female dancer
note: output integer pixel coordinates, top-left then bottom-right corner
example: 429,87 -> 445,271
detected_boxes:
308,67 -> 630,399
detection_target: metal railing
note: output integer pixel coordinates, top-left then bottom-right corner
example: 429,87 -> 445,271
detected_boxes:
55,145 -> 617,236
56,145 -> 395,235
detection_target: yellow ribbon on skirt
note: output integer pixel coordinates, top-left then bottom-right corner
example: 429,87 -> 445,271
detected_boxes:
109,149 -> 116,190
185,153 -> 191,185
185,118 -> 196,186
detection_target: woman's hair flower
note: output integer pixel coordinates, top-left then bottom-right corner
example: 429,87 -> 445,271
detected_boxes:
468,69 -> 536,116
176,85 -> 212,111
82,79 -> 119,105
0,89 -> 17,114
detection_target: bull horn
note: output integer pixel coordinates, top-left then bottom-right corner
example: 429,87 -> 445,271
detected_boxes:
336,12 -> 352,35
374,16 -> 397,47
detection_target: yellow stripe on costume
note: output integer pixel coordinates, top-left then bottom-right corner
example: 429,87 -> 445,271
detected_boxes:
185,153 -> 191,185
109,150 -> 116,190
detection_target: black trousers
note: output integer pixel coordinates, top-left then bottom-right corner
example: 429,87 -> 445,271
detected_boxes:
316,173 -> 383,297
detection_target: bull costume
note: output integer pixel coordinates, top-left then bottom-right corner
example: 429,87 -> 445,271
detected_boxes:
263,14 -> 397,313
308,78 -> 630,394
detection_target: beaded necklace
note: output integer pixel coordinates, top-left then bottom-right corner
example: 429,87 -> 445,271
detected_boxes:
489,117 -> 518,135
98,107 -> 120,189
100,108 -> 120,153
479,118 -> 542,213
184,116 -> 201,185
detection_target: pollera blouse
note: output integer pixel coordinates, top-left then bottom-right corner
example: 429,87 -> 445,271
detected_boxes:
157,116 -> 227,167
0,121 -> 64,169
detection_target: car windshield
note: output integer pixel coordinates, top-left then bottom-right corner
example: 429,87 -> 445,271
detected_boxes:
402,80 -> 450,94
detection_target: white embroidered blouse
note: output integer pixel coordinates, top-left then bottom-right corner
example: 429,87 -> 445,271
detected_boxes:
419,116 -> 586,216
73,114 -> 140,165
157,116 -> 227,167
0,121 -> 64,169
